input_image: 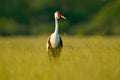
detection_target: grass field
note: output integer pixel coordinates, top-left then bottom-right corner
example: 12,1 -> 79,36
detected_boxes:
0,36 -> 120,80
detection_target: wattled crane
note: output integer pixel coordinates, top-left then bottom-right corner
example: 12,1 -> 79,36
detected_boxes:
46,11 -> 67,61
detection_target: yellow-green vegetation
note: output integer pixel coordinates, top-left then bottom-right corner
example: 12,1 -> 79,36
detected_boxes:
0,36 -> 120,80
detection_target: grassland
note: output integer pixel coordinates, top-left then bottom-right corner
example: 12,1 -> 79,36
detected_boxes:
0,36 -> 120,80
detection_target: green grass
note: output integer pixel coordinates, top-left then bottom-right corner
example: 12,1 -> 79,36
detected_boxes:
0,36 -> 120,80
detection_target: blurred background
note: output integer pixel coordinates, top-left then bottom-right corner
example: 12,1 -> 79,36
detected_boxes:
0,0 -> 120,36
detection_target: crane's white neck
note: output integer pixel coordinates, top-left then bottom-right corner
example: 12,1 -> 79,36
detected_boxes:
54,16 -> 59,35
50,16 -> 59,48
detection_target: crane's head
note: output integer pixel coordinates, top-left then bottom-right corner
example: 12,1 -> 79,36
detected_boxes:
54,11 -> 67,20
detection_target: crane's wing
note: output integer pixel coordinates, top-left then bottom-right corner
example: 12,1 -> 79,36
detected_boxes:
46,36 -> 51,52
59,36 -> 63,48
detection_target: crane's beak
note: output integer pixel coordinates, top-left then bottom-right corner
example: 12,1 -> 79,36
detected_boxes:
61,15 -> 67,20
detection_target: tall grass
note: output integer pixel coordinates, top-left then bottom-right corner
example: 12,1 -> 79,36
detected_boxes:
0,36 -> 120,80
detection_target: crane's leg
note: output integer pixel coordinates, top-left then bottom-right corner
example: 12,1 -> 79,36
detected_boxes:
55,47 -> 61,58
48,51 -> 52,62
48,48 -> 55,62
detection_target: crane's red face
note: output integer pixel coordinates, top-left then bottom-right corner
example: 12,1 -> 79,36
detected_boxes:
55,11 -> 67,20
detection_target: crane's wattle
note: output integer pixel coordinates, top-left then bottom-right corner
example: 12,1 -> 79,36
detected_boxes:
57,13 -> 62,19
